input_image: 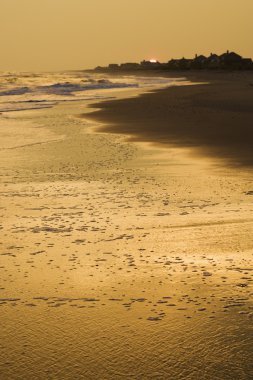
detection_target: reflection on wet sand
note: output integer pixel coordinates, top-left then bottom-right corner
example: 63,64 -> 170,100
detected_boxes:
0,79 -> 253,379
88,72 -> 253,167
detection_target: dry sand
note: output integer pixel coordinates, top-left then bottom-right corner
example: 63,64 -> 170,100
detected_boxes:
0,73 -> 253,379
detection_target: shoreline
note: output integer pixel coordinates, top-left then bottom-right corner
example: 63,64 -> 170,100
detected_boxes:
85,70 -> 253,169
1,71 -> 253,380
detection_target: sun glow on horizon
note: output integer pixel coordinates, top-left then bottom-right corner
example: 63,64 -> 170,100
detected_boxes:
0,0 -> 252,71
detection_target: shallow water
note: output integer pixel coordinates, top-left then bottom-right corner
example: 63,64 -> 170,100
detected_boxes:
0,83 -> 253,379
0,71 -> 185,112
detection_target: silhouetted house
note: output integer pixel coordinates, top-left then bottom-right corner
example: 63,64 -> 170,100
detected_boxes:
205,53 -> 220,69
95,50 -> 252,72
167,59 -> 180,70
241,58 -> 253,69
108,64 -> 119,70
192,54 -> 207,69
167,58 -> 192,70
220,50 -> 242,62
140,60 -> 161,69
120,62 -> 140,70
178,57 -> 192,70
219,51 -> 243,69
94,66 -> 105,71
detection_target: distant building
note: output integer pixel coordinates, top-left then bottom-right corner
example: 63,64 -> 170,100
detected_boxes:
220,50 -> 242,62
140,60 -> 161,69
108,64 -> 119,70
219,51 -> 243,69
192,54 -> 207,69
94,66 -> 104,71
167,59 -> 180,69
94,50 -> 253,72
167,58 -> 192,70
242,58 -> 253,69
120,62 -> 140,70
205,53 -> 220,69
179,58 -> 192,69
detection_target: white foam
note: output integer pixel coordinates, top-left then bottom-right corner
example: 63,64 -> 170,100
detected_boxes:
0,71 -> 185,113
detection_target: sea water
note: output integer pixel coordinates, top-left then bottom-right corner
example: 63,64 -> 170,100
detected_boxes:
0,71 -> 252,380
0,70 -> 184,113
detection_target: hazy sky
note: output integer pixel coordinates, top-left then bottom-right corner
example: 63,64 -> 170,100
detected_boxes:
0,0 -> 252,71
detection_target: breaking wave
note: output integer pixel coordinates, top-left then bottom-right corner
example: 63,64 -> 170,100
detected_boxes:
0,71 -> 183,112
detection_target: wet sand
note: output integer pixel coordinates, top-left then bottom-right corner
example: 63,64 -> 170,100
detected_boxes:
87,71 -> 253,167
0,77 -> 253,379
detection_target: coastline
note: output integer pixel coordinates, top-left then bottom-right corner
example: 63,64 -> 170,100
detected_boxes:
86,70 -> 253,168
0,71 -> 253,379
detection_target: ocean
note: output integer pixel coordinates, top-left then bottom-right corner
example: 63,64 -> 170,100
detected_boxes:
0,70 -> 185,113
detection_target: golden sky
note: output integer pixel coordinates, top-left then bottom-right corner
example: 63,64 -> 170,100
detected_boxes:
0,0 -> 252,71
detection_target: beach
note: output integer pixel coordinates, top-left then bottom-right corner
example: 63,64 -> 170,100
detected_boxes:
0,71 -> 253,379
88,71 -> 253,167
